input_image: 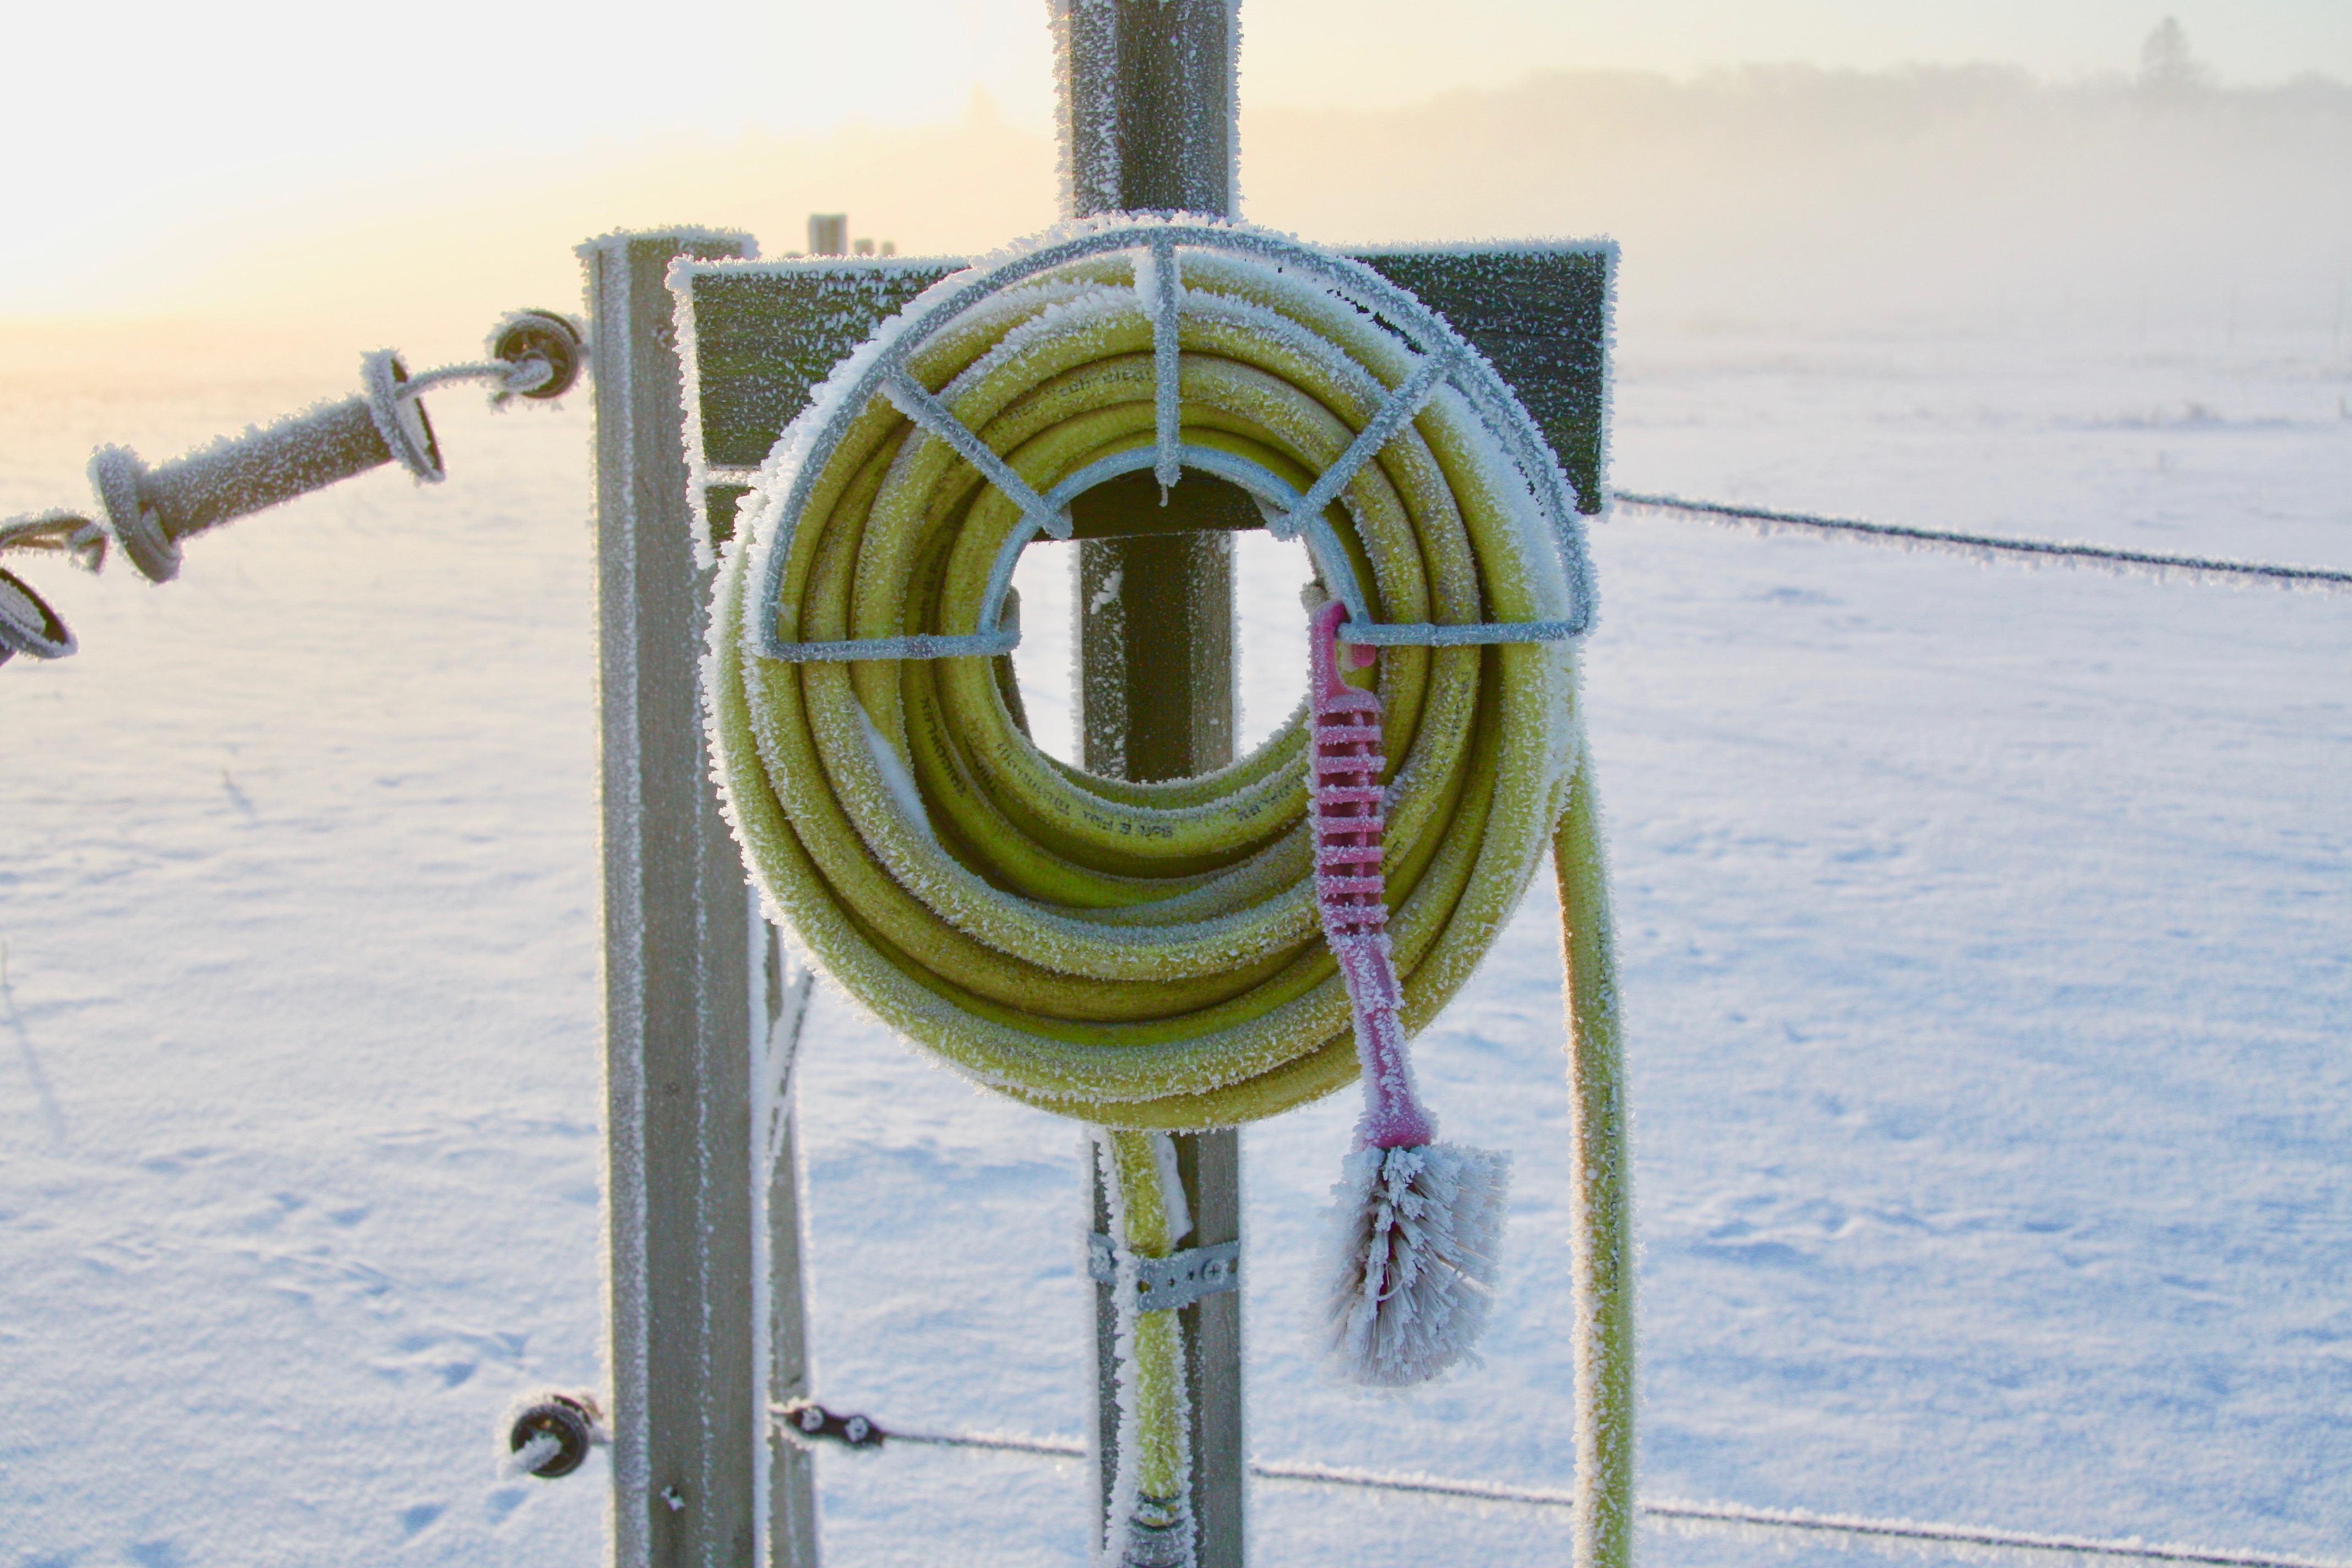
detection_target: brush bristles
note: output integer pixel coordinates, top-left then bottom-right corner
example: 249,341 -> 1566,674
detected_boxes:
1324,1143 -> 1511,1386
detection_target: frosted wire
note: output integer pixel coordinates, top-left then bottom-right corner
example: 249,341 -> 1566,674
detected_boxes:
1613,491 -> 2352,591
786,1414 -> 2352,1568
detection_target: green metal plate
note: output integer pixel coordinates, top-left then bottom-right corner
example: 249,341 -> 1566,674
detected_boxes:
677,243 -> 1611,514
1352,244 -> 1611,514
686,261 -> 956,470
705,483 -> 755,546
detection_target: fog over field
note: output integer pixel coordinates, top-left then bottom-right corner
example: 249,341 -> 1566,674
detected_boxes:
5,39 -> 2345,369
1253,61 -> 2352,336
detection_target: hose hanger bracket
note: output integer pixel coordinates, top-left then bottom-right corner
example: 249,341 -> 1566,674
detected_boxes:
700,219 -> 1599,666
694,214 -> 1603,1134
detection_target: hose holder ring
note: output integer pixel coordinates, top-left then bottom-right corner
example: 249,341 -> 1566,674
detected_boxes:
745,219 -> 1597,665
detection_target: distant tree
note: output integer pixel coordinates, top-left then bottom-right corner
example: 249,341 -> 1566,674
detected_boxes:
2138,17 -> 2215,101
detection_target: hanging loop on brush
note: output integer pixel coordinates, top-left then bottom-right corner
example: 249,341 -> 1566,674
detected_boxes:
1306,596 -> 1432,1151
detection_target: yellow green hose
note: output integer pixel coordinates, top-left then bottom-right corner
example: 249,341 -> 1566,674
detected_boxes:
1103,1129 -> 1189,1515
703,229 -> 1629,1566
707,245 -> 1582,1131
1556,752 -> 1635,1566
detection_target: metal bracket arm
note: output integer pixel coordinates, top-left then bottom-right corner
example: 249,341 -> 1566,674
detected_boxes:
1087,1235 -> 1242,1315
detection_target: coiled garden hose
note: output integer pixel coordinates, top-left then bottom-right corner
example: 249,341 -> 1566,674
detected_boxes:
708,238 -> 1580,1125
703,221 -> 1630,1566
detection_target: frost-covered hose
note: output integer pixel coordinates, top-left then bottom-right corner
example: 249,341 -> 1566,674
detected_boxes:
707,244 -> 1581,1130
1556,755 -> 1634,1568
703,235 -> 1628,1564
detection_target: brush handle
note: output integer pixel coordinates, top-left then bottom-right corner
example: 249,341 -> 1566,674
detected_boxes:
1308,600 -> 1435,1149
1330,934 -> 1432,1148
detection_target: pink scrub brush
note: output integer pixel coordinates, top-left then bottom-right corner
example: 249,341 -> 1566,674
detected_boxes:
1309,597 -> 1510,1386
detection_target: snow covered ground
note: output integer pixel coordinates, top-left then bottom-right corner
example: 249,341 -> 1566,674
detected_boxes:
2,316 -> 2345,1566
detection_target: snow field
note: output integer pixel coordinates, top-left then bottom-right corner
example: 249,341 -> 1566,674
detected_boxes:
1,321 -> 2345,1565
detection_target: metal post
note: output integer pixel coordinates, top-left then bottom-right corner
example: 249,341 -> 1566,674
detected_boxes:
1054,4 -> 1246,1564
587,227 -> 819,1567
759,911 -> 822,1568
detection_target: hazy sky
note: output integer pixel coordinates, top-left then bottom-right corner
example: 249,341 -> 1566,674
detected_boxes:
3,0 -> 2345,317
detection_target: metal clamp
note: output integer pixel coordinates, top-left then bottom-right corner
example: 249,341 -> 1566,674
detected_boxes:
776,1398 -> 888,1451
1088,1234 -> 1242,1314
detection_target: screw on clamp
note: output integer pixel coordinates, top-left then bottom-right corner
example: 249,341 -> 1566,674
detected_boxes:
775,1398 -> 888,1451
505,1390 -> 607,1479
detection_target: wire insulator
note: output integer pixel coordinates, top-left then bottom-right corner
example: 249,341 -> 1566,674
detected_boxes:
488,309 -> 585,401
0,565 -> 76,664
90,350 -> 442,584
505,1391 -> 606,1479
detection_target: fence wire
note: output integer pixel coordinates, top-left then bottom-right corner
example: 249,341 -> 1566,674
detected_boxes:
1609,492 -> 2352,592
847,1418 -> 2350,1568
